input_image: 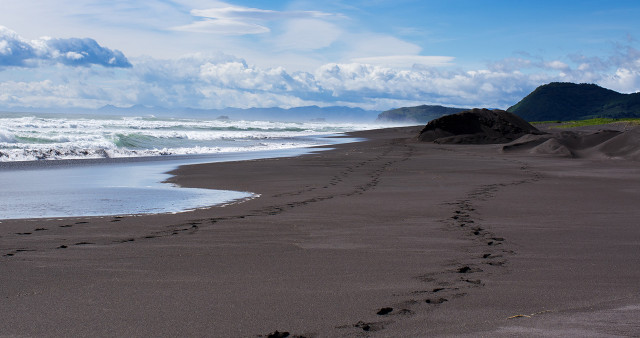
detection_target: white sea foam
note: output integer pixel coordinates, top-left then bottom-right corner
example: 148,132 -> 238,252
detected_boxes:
0,129 -> 16,143
0,113 -> 377,162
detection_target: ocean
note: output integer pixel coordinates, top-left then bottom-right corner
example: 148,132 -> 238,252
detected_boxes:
0,112 -> 378,219
0,113 -> 378,162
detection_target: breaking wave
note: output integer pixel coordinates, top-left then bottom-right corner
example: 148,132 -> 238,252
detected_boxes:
0,114 -> 376,162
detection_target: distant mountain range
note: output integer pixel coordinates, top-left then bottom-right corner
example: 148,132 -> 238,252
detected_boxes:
0,105 -> 381,123
507,82 -> 640,121
375,105 -> 469,124
5,82 -> 638,124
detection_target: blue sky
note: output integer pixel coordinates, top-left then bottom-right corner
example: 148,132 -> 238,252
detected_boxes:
0,0 -> 639,111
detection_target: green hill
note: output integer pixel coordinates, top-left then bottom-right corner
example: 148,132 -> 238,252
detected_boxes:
376,105 -> 469,123
507,82 -> 640,121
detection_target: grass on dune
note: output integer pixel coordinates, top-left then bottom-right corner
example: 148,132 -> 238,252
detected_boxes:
531,118 -> 640,128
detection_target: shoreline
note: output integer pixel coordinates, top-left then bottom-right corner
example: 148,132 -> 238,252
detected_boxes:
0,132 -> 363,171
0,133 -> 364,220
1,125 -> 639,336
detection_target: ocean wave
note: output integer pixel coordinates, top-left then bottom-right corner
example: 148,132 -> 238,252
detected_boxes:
0,129 -> 17,143
0,147 -> 110,161
0,113 -> 377,162
15,135 -> 71,144
0,142 -> 322,162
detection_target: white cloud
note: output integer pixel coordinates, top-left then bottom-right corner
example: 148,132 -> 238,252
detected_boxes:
199,61 -> 293,91
191,6 -> 277,20
0,26 -> 131,68
0,79 -> 116,108
350,55 -> 455,68
488,58 -> 533,72
345,34 -> 422,59
276,19 -> 342,51
173,18 -> 270,35
190,5 -> 332,21
545,60 -> 569,70
64,52 -> 86,61
0,26 -> 37,66
601,64 -> 640,93
172,1 -> 337,36
1,37 -> 639,112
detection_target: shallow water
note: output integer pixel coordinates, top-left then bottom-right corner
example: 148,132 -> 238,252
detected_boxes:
0,144 -> 351,220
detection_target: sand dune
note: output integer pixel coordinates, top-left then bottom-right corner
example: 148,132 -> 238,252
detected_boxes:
503,127 -> 640,160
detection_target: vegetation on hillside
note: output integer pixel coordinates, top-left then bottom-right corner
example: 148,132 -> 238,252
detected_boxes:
507,82 -> 640,121
376,105 -> 468,123
531,117 -> 640,128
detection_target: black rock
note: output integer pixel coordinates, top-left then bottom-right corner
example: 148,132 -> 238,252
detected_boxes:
418,108 -> 542,144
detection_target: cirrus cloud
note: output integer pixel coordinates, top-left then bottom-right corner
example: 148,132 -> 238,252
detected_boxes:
172,1 -> 337,36
350,55 -> 455,68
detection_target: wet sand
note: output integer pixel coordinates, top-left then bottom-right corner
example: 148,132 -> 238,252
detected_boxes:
1,125 -> 639,337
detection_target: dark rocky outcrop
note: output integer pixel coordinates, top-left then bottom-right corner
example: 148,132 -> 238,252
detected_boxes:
418,108 -> 542,144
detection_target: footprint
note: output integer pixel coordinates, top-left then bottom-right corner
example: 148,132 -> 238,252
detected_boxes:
464,279 -> 483,285
264,330 -> 290,338
376,307 -> 393,315
458,266 -> 472,273
396,309 -> 414,316
425,298 -> 448,304
353,320 -> 385,332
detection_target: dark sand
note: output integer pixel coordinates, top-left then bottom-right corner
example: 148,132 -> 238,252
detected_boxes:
1,126 -> 639,337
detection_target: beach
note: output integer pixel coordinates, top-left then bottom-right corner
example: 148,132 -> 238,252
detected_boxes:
1,125 -> 639,337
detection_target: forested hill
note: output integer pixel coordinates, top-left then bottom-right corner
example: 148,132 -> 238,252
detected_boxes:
376,105 -> 469,123
507,82 -> 640,121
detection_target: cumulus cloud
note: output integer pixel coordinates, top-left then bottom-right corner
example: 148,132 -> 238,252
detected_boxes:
0,26 -> 39,66
0,26 -> 131,68
544,60 -> 569,70
129,46 -> 639,110
311,63 -> 539,109
46,38 -> 132,67
1,39 -> 639,112
120,56 -> 543,110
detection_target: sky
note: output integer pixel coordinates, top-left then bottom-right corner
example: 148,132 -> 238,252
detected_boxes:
0,0 -> 639,112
